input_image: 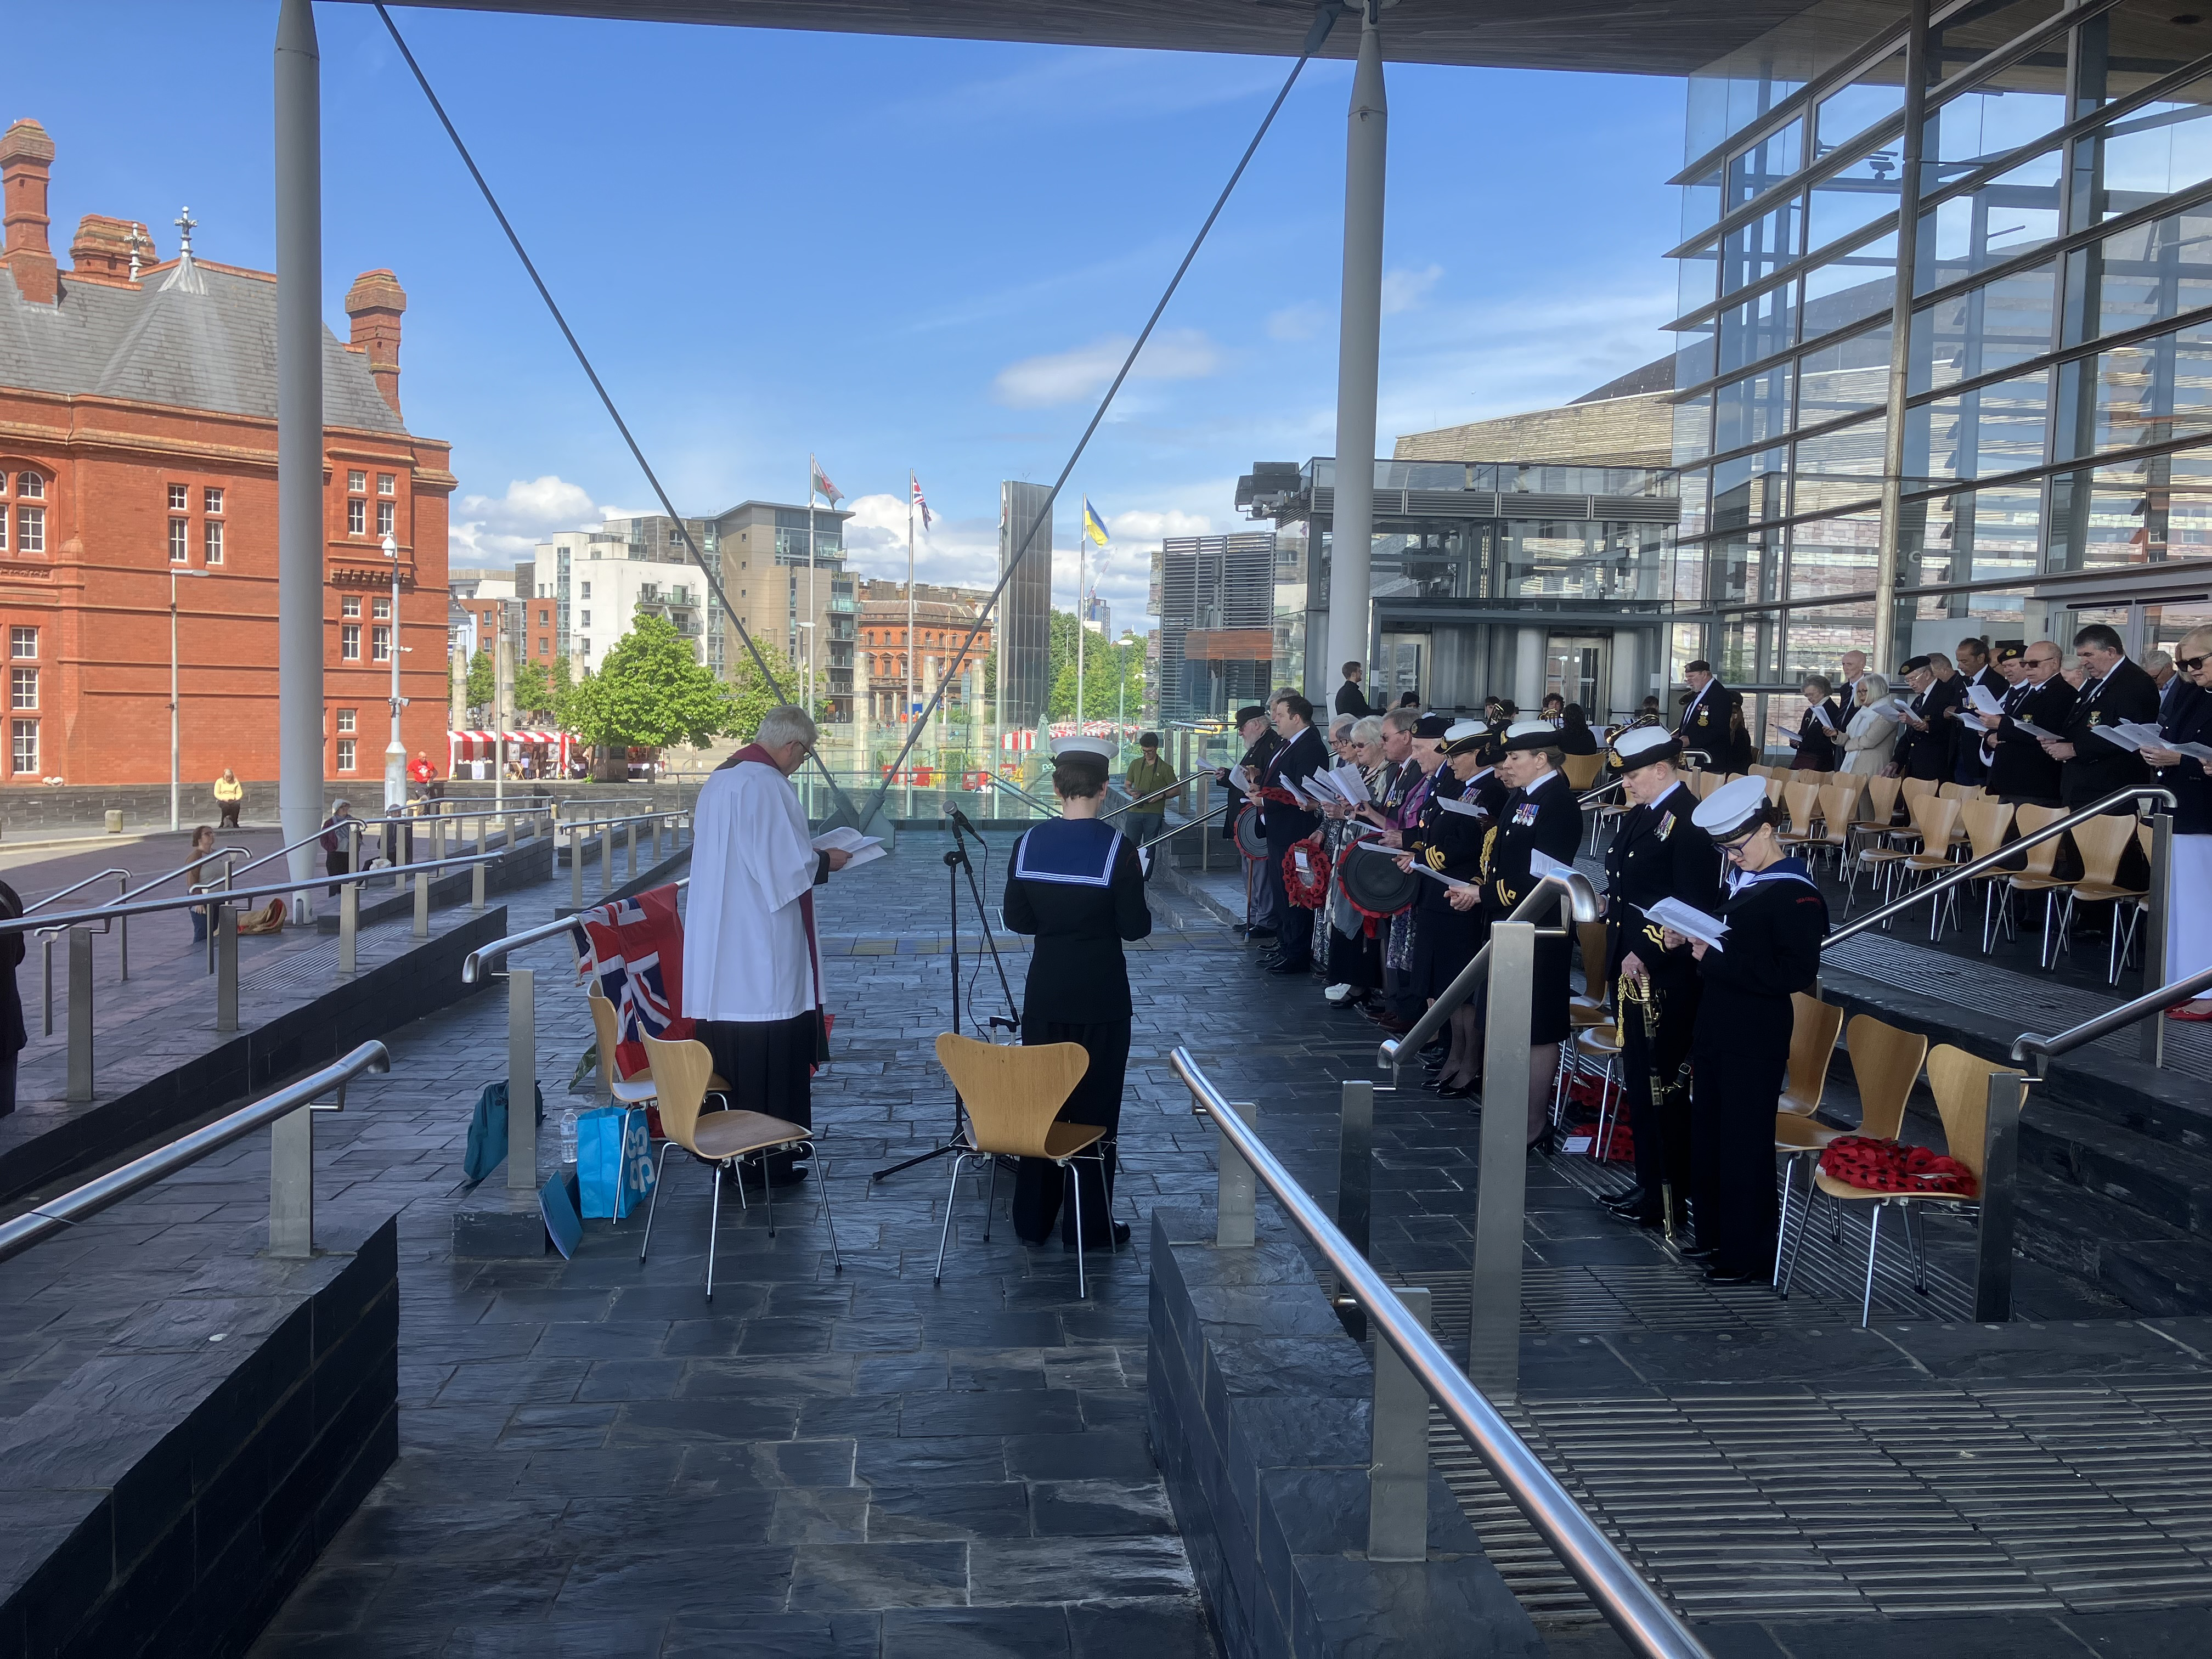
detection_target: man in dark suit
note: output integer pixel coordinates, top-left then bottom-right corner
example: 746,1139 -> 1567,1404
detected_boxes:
1333,662 -> 1372,719
1893,657 -> 1965,781
1675,659 -> 1742,770
2045,622 -> 2161,812
1979,640 -> 2074,806
1949,637 -> 2000,784
1215,705 -> 1278,937
1837,649 -> 1870,712
1256,690 -> 1327,975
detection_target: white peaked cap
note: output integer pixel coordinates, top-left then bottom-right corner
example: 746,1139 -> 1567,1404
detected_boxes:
1611,725 -> 1679,766
1692,774 -> 1769,838
1052,736 -> 1117,760
1443,719 -> 1486,744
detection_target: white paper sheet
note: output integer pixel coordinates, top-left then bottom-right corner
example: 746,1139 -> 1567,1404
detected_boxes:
1967,684 -> 2006,717
1646,895 -> 1729,951
1328,765 -> 1371,805
811,827 -> 888,869
1528,849 -> 1573,884
1436,794 -> 1486,817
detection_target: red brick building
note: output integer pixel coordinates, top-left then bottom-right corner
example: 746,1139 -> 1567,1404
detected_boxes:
0,116 -> 453,787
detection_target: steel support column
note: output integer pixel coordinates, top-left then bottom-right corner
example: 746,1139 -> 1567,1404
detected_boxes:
275,0 -> 324,912
1871,0 -> 1931,675
1323,3 -> 1387,705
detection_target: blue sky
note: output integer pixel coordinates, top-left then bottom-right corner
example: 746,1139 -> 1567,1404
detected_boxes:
22,2 -> 1687,631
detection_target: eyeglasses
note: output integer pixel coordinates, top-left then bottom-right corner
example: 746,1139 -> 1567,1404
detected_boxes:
1718,834 -> 1757,860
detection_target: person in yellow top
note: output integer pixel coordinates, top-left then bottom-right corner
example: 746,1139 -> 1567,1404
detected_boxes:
1121,732 -> 1180,881
213,768 -> 245,830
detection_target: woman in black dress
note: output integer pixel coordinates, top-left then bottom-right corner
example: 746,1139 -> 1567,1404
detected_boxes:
1790,675 -> 1844,771
1463,721 -> 1584,1146
1668,776 -> 1829,1281
1558,704 -> 1600,755
1001,738 -> 1152,1248
1400,721 -> 1498,1097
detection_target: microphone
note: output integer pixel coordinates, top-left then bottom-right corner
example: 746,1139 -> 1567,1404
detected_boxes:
949,804 -> 980,839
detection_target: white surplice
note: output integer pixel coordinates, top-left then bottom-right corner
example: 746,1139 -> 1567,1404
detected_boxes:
683,757 -> 821,1024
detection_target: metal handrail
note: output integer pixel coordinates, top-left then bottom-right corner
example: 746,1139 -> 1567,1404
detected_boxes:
24,865 -> 131,914
2012,960 -> 2212,1066
555,807 -> 691,835
1821,783 -> 2176,948
1102,770 -> 1212,820
1169,1047 -> 1707,1659
0,1040 -> 391,1266
0,849 -> 505,937
144,844 -> 249,899
461,875 -> 692,983
1141,800 -> 1231,850
225,821 -> 375,884
980,776 -> 1062,816
1378,868 -> 1604,1069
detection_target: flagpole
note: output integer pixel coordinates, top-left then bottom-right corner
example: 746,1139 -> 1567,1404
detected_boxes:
1076,513 -> 1086,730
805,455 -> 817,725
906,477 -> 917,815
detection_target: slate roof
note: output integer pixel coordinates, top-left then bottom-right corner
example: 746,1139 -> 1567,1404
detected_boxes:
0,258 -> 407,434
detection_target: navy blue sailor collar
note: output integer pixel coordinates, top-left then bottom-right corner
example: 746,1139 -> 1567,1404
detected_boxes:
1013,816 -> 1124,887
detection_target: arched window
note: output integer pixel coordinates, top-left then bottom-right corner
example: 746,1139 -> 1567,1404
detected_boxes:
9,471 -> 47,556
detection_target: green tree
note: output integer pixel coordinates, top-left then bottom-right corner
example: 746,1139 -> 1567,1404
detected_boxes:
726,637 -> 823,742
512,659 -> 554,719
1048,622 -> 1144,724
566,614 -> 738,752
466,649 -> 494,713
550,652 -> 576,721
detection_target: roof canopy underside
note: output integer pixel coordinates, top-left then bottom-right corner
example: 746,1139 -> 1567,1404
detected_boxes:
341,0 -> 1820,76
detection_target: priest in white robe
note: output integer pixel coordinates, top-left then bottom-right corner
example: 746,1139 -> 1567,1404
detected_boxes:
684,703 -> 851,1185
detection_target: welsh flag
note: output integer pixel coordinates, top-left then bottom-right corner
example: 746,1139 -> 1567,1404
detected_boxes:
811,456 -> 843,505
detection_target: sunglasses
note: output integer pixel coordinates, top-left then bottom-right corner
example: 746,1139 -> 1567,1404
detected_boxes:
2182,653 -> 2210,675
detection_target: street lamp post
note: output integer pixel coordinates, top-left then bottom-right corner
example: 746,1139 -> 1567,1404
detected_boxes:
169,563 -> 211,832
382,533 -> 406,809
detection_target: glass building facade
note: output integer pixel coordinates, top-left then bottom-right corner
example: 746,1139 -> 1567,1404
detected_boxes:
1672,0 -> 2212,738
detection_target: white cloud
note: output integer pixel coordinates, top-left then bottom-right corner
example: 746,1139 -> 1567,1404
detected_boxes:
1105,507 -> 1211,542
1381,263 -> 1444,315
1266,302 -> 1328,342
991,328 -> 1221,409
449,474 -> 607,566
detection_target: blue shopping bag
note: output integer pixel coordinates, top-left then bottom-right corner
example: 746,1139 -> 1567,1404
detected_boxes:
577,1105 -> 657,1220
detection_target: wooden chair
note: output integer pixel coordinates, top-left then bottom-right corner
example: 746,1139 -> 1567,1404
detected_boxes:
1797,1045 -> 2018,1325
2061,813 -> 2148,982
588,989 -> 730,1108
932,1033 -> 1108,1296
1778,993 -> 1846,1117
1892,795 -> 1965,937
1841,775 -> 1904,909
1775,1013 -> 1929,1300
1999,804 -> 2080,968
2114,822 -> 2157,981
1562,751 -> 1605,791
1775,780 -> 1824,850
636,1033 -> 840,1300
1570,919 -> 1612,1030
1760,772 -> 1788,806
1855,792 -> 1948,912
1953,799 -> 2017,951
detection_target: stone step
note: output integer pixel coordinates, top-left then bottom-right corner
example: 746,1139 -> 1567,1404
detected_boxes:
2013,1171 -> 2212,1316
2019,1097 -> 2212,1241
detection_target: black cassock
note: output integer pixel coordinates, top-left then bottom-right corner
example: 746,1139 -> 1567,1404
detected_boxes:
1602,780 -> 1720,1216
1001,816 -> 1152,1245
1689,859 -> 1828,1274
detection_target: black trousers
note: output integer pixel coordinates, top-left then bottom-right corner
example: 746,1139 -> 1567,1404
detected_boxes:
1264,842 -> 1312,966
1623,964 -> 1699,1212
1012,1017 -> 1128,1245
218,800 -> 242,829
1690,997 -> 1791,1273
325,850 -> 349,896
693,1012 -> 817,1181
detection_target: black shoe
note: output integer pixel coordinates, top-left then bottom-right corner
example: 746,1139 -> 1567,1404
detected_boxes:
1678,1243 -> 1719,1261
1703,1262 -> 1763,1284
1064,1220 -> 1132,1250
1267,958 -> 1313,975
1431,1081 -> 1477,1101
1245,926 -> 1279,940
1604,1189 -> 1651,1216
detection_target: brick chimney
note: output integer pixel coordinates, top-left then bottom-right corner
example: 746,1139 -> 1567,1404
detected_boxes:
344,268 -> 407,417
69,214 -> 152,286
1,118 -> 59,306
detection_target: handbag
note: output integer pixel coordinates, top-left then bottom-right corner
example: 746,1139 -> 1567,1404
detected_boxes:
577,1104 -> 658,1219
462,1080 -> 546,1184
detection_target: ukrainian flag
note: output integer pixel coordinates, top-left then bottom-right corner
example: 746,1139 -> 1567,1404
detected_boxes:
1082,498 -> 1111,548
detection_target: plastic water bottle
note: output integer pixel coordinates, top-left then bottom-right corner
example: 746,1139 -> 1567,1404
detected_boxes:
559,1109 -> 578,1164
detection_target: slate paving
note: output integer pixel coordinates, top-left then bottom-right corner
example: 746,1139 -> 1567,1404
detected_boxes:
238,830 -> 1226,1656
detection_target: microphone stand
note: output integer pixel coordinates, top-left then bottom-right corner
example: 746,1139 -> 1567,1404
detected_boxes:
872,810 -> 1020,1183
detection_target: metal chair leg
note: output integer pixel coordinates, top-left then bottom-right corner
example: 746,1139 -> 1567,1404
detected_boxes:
1773,1155 -> 1797,1287
639,1140 -> 676,1263
1779,1167 -> 1815,1300
983,1154 -> 1000,1243
1861,1200 -> 1883,1328
763,1149 -> 776,1237
933,1153 -> 968,1284
1069,1160 -> 1087,1300
1905,1200 -> 1928,1294
707,1161 -> 724,1302
813,1138 -> 844,1272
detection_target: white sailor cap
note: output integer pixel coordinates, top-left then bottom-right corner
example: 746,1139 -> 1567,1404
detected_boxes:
1443,719 -> 1485,745
1609,724 -> 1682,770
1051,736 -> 1118,761
1499,719 -> 1558,753
1691,774 -> 1770,839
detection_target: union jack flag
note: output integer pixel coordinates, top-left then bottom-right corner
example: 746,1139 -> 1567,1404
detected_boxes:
580,884 -> 693,1077
911,471 -> 933,531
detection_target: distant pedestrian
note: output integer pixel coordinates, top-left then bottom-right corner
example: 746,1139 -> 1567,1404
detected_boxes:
0,876 -> 21,1116
408,749 -> 438,800
187,825 -> 218,945
319,800 -> 358,896
213,768 -> 244,829
1123,732 -> 1176,879
1334,661 -> 1372,719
